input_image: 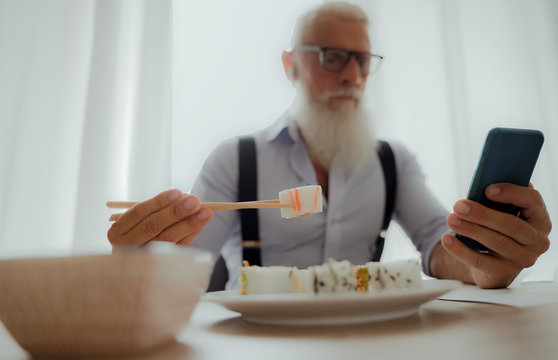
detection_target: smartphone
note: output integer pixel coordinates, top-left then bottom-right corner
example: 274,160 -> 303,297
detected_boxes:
456,127 -> 544,252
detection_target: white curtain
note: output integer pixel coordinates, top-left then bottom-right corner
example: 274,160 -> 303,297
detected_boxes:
172,0 -> 558,271
0,0 -> 171,257
1,0 -> 555,274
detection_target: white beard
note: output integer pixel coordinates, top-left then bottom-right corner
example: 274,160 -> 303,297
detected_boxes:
289,83 -> 376,172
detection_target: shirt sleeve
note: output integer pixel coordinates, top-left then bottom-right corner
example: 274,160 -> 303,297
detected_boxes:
189,137 -> 240,257
391,141 -> 450,276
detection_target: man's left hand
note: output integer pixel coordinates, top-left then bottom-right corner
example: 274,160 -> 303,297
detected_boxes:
441,183 -> 552,288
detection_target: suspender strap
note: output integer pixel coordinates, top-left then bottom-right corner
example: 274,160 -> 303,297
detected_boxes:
238,136 -> 262,266
371,140 -> 397,261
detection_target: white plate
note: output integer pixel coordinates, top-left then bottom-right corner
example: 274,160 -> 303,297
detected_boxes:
202,279 -> 461,326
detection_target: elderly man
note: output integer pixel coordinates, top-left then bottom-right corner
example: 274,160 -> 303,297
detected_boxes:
107,2 -> 551,289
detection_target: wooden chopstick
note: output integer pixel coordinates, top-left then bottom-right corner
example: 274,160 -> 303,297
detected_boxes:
200,201 -> 292,211
106,201 -> 137,209
107,200 -> 291,222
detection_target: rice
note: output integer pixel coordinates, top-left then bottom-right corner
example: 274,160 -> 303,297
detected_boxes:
363,259 -> 422,292
239,265 -> 295,295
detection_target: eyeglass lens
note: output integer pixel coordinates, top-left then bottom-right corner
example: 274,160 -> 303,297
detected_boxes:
321,49 -> 379,75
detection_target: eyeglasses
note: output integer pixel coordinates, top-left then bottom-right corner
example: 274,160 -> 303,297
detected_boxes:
292,45 -> 383,76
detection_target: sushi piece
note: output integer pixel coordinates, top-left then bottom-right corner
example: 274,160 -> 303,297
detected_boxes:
239,263 -> 295,295
364,259 -> 422,292
306,260 -> 357,294
279,185 -> 323,219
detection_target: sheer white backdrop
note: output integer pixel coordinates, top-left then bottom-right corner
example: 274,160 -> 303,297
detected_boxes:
0,0 -> 556,274
0,0 -> 171,256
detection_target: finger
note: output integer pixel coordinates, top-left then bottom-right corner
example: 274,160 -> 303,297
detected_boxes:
485,183 -> 547,223
446,214 -> 537,268
113,194 -> 202,246
110,189 -> 184,236
452,199 -> 538,248
441,233 -> 513,274
154,208 -> 213,245
504,183 -> 552,234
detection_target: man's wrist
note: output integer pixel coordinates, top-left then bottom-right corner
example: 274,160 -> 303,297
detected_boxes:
429,241 -> 474,284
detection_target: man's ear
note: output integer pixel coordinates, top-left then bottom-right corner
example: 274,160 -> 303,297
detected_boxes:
281,50 -> 297,81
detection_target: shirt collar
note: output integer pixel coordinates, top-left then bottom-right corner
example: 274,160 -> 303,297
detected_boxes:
264,111 -> 301,143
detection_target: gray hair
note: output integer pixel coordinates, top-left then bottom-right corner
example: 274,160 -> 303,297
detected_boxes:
290,2 -> 370,48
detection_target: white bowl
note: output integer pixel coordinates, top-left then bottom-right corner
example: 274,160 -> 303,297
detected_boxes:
0,243 -> 214,356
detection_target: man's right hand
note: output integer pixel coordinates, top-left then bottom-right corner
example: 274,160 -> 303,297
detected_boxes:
107,189 -> 213,248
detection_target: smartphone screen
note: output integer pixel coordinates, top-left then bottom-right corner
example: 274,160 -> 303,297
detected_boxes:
456,128 -> 544,252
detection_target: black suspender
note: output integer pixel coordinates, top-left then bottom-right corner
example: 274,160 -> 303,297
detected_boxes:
238,137 -> 397,265
206,137 -> 261,291
371,140 -> 397,261
238,137 -> 262,266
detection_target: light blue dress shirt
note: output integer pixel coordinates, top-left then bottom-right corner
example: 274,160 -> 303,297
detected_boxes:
190,114 -> 450,289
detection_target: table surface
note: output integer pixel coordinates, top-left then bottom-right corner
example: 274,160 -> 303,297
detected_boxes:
2,283 -> 558,360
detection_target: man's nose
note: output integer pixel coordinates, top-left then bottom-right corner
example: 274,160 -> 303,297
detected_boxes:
339,56 -> 363,87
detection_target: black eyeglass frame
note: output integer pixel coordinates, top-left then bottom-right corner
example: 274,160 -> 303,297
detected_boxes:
292,45 -> 384,75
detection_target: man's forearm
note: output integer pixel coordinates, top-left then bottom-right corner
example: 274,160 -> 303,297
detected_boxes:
429,241 -> 474,284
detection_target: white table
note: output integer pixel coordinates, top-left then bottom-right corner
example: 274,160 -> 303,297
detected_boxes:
2,283 -> 558,360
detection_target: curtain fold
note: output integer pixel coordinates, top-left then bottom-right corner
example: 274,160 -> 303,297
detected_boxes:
0,0 -> 95,256
73,0 -> 172,252
0,0 -> 171,256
